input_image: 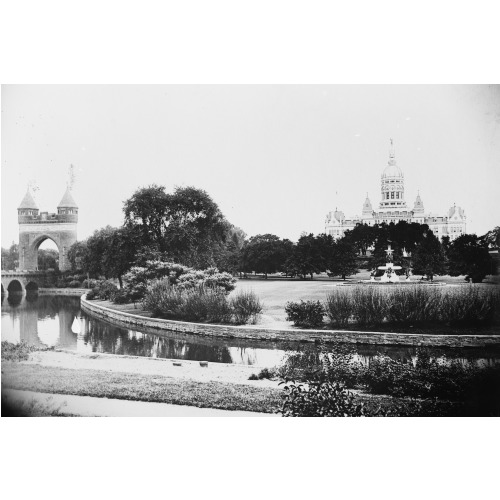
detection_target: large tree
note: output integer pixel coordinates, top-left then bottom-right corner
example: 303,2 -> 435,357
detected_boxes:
123,185 -> 230,268
343,223 -> 378,256
447,234 -> 494,283
241,234 -> 292,278
327,239 -> 359,280
285,233 -> 331,279
412,232 -> 446,281
68,225 -> 140,286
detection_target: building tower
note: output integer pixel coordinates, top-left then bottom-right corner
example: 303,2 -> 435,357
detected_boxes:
18,187 -> 78,271
379,139 -> 407,211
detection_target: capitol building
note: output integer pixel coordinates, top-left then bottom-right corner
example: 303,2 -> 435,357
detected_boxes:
325,141 -> 466,241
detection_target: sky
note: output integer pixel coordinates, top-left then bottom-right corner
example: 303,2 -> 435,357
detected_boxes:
1,84 -> 499,248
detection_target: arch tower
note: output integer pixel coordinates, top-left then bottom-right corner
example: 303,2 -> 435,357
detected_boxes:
18,187 -> 78,271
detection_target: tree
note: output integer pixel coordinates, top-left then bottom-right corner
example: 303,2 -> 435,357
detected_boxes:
124,185 -> 231,268
412,232 -> 446,281
241,234 -> 291,278
68,226 -> 140,286
343,224 -> 378,256
447,234 -> 494,283
37,249 -> 59,270
1,243 -> 19,271
285,234 -> 330,279
327,239 -> 359,280
481,226 -> 500,249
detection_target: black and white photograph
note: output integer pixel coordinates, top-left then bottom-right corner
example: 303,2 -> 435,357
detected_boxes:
2,84 -> 499,418
0,2 -> 498,499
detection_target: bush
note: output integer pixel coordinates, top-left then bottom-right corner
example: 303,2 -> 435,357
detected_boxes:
82,278 -> 100,289
86,289 -> 99,300
439,286 -> 500,326
143,280 -> 233,323
351,287 -> 387,326
112,289 -> 130,304
285,300 -> 324,328
1,341 -> 51,361
280,377 -> 365,417
68,280 -> 82,288
230,291 -> 263,324
177,267 -> 236,294
385,285 -> 441,325
324,289 -> 354,327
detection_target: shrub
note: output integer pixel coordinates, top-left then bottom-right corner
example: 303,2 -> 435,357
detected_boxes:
86,289 -> 99,300
324,289 -> 354,327
1,341 -> 51,361
230,291 -> 263,324
285,300 -> 324,328
82,278 -> 100,289
112,289 -> 130,304
351,287 -> 387,326
386,285 -> 441,324
439,286 -> 500,326
280,377 -> 365,417
143,280 -> 233,323
257,367 -> 275,380
177,267 -> 236,294
182,287 -> 233,323
248,374 -> 259,380
68,280 -> 82,288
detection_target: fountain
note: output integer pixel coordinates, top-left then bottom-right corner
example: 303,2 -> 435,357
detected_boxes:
378,244 -> 402,282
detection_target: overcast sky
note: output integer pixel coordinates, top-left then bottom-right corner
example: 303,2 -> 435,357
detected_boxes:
1,84 -> 499,248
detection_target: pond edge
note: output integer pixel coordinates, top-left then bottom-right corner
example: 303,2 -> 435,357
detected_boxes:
80,295 -> 500,348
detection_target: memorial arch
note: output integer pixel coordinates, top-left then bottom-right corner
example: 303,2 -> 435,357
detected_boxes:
17,187 -> 78,272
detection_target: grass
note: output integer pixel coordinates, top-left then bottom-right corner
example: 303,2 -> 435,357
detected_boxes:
1,363 -> 282,414
1,341 -> 53,362
2,362 -> 468,416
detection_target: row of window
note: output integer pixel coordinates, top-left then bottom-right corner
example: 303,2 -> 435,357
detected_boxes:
384,191 -> 403,200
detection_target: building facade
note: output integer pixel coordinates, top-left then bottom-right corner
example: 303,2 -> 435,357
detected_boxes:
325,142 -> 466,240
18,187 -> 78,271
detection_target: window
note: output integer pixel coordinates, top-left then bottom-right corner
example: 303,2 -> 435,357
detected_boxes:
391,192 -> 394,199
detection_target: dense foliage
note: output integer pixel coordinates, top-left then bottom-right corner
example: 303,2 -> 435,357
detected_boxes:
142,279 -> 262,324
285,300 -> 325,328
285,285 -> 500,329
275,342 -> 500,416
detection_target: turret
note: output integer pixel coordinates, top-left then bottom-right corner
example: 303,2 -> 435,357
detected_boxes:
17,188 -> 39,222
57,187 -> 78,222
413,191 -> 424,214
361,193 -> 373,218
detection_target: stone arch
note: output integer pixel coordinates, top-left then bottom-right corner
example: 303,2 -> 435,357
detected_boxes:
7,279 -> 23,293
25,281 -> 39,293
31,234 -> 62,271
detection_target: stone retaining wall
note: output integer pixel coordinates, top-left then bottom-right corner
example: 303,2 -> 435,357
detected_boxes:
39,288 -> 90,296
80,296 -> 500,348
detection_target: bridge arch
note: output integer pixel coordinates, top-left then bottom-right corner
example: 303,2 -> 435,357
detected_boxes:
25,281 -> 39,293
7,279 -> 23,293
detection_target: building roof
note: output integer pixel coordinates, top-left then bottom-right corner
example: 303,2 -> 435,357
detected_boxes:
18,189 -> 39,210
58,187 -> 78,208
382,140 -> 403,178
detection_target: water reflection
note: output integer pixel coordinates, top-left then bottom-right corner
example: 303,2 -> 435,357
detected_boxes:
1,294 -> 499,367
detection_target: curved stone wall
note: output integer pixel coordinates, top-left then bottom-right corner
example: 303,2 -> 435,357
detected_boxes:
80,296 -> 500,348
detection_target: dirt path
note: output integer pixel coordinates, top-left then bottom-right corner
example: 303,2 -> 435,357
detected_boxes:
25,349 -> 280,388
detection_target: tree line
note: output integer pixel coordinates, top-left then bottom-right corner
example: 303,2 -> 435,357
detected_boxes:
2,183 -> 498,284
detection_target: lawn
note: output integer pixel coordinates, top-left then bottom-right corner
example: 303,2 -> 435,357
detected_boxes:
2,363 -> 282,414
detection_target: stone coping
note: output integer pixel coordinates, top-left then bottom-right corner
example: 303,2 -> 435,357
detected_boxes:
39,288 -> 90,295
80,295 -> 500,348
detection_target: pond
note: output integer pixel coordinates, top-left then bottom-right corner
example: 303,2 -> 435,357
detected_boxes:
2,293 -> 499,367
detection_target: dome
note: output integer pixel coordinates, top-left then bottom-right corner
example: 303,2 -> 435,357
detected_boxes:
382,140 -> 403,178
382,162 -> 403,178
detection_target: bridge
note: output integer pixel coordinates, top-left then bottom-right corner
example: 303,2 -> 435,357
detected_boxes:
1,271 -> 48,295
